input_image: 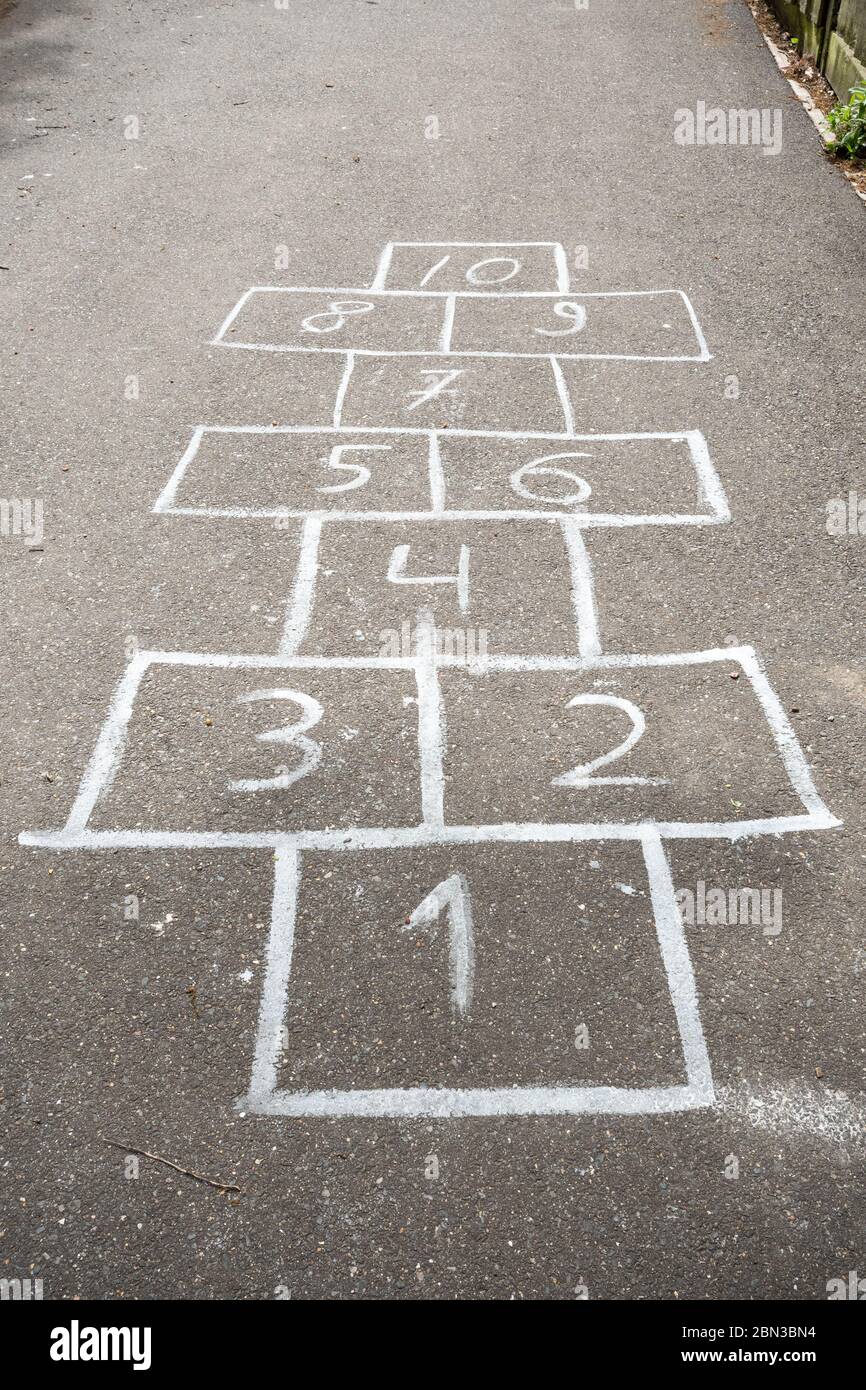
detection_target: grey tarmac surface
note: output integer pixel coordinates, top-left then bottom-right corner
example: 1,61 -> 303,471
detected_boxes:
2,0 -> 866,1300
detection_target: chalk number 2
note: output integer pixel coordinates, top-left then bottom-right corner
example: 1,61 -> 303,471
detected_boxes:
552,694 -> 668,788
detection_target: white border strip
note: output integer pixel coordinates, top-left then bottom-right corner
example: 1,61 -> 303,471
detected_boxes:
164,508 -> 730,527
153,428 -> 204,515
415,609 -> 446,829
278,517 -> 321,656
246,1082 -> 710,1118
211,288 -> 255,344
438,293 -> 457,353
644,828 -> 713,1099
63,653 -> 151,833
561,520 -> 601,657
221,284 -> 703,302
426,433 -> 446,513
20,810 -> 840,854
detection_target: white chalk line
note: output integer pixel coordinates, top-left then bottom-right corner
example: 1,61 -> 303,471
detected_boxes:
247,842 -> 299,1098
41,641 -> 813,672
378,240 -> 570,248
20,810 -> 841,855
561,520 -> 601,657
244,1083 -> 710,1119
552,243 -> 570,295
211,287 -> 255,344
160,422 -> 712,443
415,608 -> 446,830
222,283 -> 705,302
152,427 -> 205,514
426,433 -> 446,513
369,241 -> 395,291
63,653 -> 150,832
643,828 -> 713,1099
218,343 -> 711,363
686,427 -> 731,522
677,290 -> 712,362
438,293 -> 456,353
736,646 -> 830,817
161,506 -> 730,527
278,517 -> 321,656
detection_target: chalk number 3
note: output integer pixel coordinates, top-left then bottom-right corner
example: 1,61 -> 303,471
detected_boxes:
228,688 -> 323,793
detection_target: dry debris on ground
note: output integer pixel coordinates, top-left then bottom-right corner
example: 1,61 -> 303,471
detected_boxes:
747,0 -> 866,198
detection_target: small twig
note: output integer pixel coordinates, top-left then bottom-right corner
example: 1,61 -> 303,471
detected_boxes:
101,1139 -> 242,1193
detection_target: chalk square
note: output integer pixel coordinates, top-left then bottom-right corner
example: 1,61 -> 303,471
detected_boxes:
449,290 -> 709,361
82,657 -> 423,836
242,829 -> 715,1117
266,842 -> 688,1093
440,650 -> 831,834
214,287 -> 447,354
436,429 -> 728,524
156,428 -> 434,518
370,241 -> 569,294
295,518 -> 584,659
337,355 -> 571,433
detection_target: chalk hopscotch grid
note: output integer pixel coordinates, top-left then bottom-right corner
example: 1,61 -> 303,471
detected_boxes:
19,240 -> 839,1119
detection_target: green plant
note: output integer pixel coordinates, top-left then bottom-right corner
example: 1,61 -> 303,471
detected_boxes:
826,81 -> 866,158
